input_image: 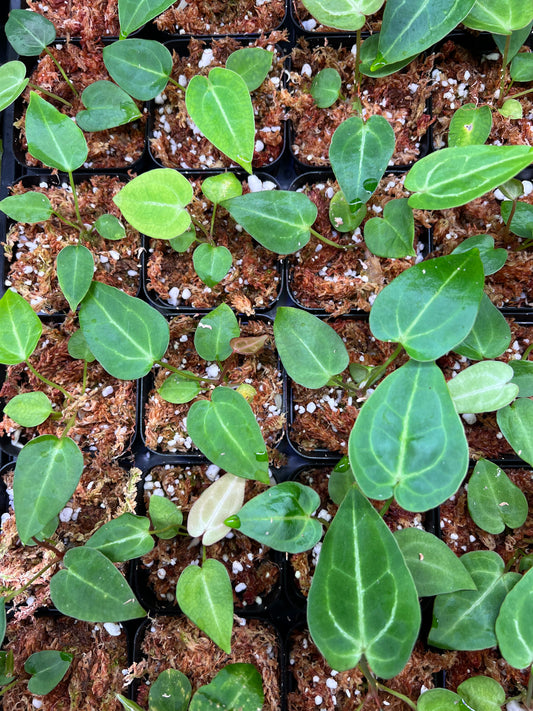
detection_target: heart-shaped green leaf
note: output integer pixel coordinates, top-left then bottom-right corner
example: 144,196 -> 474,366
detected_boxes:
189,664 -> 264,711
0,289 -> 42,364
222,191 -> 317,253
26,93 -> 88,172
114,169 -> 193,239
50,547 -> 146,622
57,245 -> 94,311
310,68 -> 342,108
76,80 -> 141,131
103,39 -> 173,100
448,103 -> 493,147
149,495 -> 183,540
447,361 -> 518,413
187,387 -> 269,483
186,67 -> 255,173
226,482 -> 322,554
6,9 -> 56,55
194,303 -> 240,362
501,201 -> 533,239
14,435 -> 84,544
509,359 -> 533,397
468,459 -> 528,534
0,60 -> 28,111
158,372 -> 202,404
406,145 -> 533,209
299,0 -> 385,30
454,293 -> 511,361
463,0 -> 533,34
429,551 -> 520,650
85,513 -> 154,561
201,173 -> 242,205
308,486 -> 420,676
170,227 -> 197,253
94,214 -> 126,241
498,98 -> 522,119
149,669 -> 192,711
192,244 -> 233,288
364,197 -> 415,257
417,689 -> 462,711
274,307 -> 349,388
370,252 -> 484,361
457,676 -> 506,711
394,528 -> 476,597
187,473 -> 246,545
0,191 -> 52,223
226,47 -> 273,92
497,397 -> 533,465
176,559 -> 233,653
79,281 -> 169,379
4,391 -> 53,427
496,567 -> 533,669
68,329 -> 95,362
25,650 -> 73,696
118,0 -> 176,37
451,234 -> 507,275
349,360 -> 469,511
329,115 -> 395,209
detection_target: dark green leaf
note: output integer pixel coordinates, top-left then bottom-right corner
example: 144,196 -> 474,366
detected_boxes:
328,457 -> 355,505
448,103 -> 493,147
369,252 -> 484,361
494,21 -> 533,63
103,39 -> 173,100
454,293 -> 511,361
194,303 -> 240,361
349,360 -> 468,511
67,329 -> 95,362
158,372 -> 201,404
4,391 -> 53,427
76,81 -> 141,131
14,435 -> 83,545
0,191 -> 52,223
85,513 -> 154,562
501,200 -> 533,239
468,459 -> 528,534
187,387 -> 269,483
149,495 -> 183,540
458,676 -> 506,711
50,547 -> 146,621
201,173 -> 242,205
307,486 -> 420,676
0,289 -> 42,364
274,307 -> 349,388
226,47 -> 273,92
149,669 -> 192,711
496,567 -> 533,669
509,359 -> 533,397
94,214 -> 126,241
447,361 -> 518,413
429,550 -> 520,650
176,559 -> 233,653
170,227 -> 197,252
222,191 -> 317,253
329,190 -> 366,232
192,244 -> 232,288
497,397 -> 533,465
79,282 -> 169,379
359,34 -> 416,77
364,197 -> 415,257
0,61 -> 28,111
118,0 -> 176,37
25,650 -> 73,696
189,664 -> 264,711
57,245 -> 94,311
405,145 -> 533,209
310,68 -> 342,108
6,9 -> 56,55
463,0 -> 533,34
451,234 -> 507,275
299,0 -> 385,30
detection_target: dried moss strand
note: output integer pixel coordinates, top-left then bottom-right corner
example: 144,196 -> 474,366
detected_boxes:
25,360 -> 74,401
44,47 -> 80,98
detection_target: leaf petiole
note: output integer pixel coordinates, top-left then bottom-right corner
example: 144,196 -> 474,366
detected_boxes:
310,226 -> 356,250
44,47 -> 79,98
25,360 -> 74,401
27,83 -> 72,107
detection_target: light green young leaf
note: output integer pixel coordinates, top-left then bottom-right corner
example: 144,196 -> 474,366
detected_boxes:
307,486 -> 420,676
103,39 -> 173,100
13,435 -> 84,544
158,372 -> 201,404
113,169 -> 193,239
364,197 -> 415,258
417,688 -> 462,711
189,664 -> 264,711
405,145 -> 533,209
501,201 -> 533,239
94,214 -> 126,241
25,651 -> 73,696
57,245 -> 94,311
226,47 -> 273,92
310,68 -> 342,108
429,550 -> 520,650
508,359 -> 533,397
495,567 -> 533,669
0,191 -> 52,223
498,98 -> 522,119
26,93 -> 88,172
454,293 -> 511,361
194,303 -> 240,362
79,281 -> 169,379
497,397 -> 533,465
359,34 -> 416,77
50,547 -> 146,622
4,391 -> 53,427
68,329 -> 95,362
192,244 -> 232,288
176,559 -> 233,653
186,67 -> 255,173
274,307 -> 349,388
448,103 -> 493,147
201,173 -> 242,205
349,360 -> 468,511
149,669 -> 192,711
329,190 -> 366,232
170,227 -> 197,253
369,252 -> 484,361
458,677 -> 506,711
468,459 -> 528,534
0,61 -> 28,112
226,482 -> 322,554
116,695 -> 144,711
451,234 -> 507,275
329,115 -> 395,209
299,0 -> 385,30
85,513 -> 154,562
187,473 -> 246,545
394,528 -> 476,597
187,387 -> 269,483
76,81 -> 141,131
494,21 -> 533,63
149,495 -> 183,540
462,0 -> 533,34
118,0 -> 176,37
5,9 -> 56,55
0,290 -> 42,364
447,361 -> 518,413
221,191 -> 317,253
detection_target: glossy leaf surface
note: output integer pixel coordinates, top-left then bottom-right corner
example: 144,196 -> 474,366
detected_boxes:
194,303 -> 240,361
86,513 -> 154,562
274,307 -> 349,388
56,245 -> 94,311
0,191 -> 52,223
359,34 -> 416,77
406,145 -> 533,209
429,551 -> 520,650
226,47 -> 273,91
94,214 -> 126,241
222,190 -> 317,253
329,115 -> 395,208
149,669 -> 192,711
4,391 -> 53,427
118,0 -> 175,37
349,360 -> 468,511
14,435 -> 83,544
0,289 -> 42,364
103,39 -> 173,100
0,60 -> 28,111
417,689 -> 462,711
447,361 -> 518,413
458,677 -> 506,711
26,93 -> 88,172
189,664 -> 264,711
149,495 -> 183,540
6,9 -> 55,55
369,252 -> 484,361
394,528 -> 476,597
79,282 -> 169,379
68,329 -> 95,362
76,80 -> 141,131
307,486 -> 420,676
299,0 -> 384,30
201,172 -> 242,204
462,0 -> 533,34
496,567 -> 533,669
497,398 -> 533,465
25,651 -> 72,696
186,68 -> 255,173
176,559 -> 233,653
468,459 -> 528,534
187,473 -> 246,545
310,68 -> 342,108
448,103 -> 492,147
192,244 -> 233,288
158,372 -> 201,404
454,293 -> 511,360
364,197 -> 415,258
451,234 -> 507,275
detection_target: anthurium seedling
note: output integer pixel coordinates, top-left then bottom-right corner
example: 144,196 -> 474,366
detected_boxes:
117,0 -> 176,38
103,39 -> 175,100
300,0 -> 384,31
417,677 -> 507,711
310,67 -> 342,108
24,651 -> 73,696
467,459 -> 528,535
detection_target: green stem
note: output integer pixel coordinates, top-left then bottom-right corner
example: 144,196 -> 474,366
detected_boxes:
191,215 -> 214,245
327,373 -> 358,394
168,76 -> 185,92
149,524 -> 187,537
61,413 -> 77,439
502,197 -> 518,243
503,86 -> 533,101
25,360 -> 74,401
358,657 -> 381,709
526,667 -> 533,710
51,209 -> 82,231
0,680 -> 19,697
310,226 -> 355,250
4,558 -> 60,603
378,498 -> 393,518
375,682 -> 417,711
365,343 -> 403,390
44,47 -> 80,98
68,171 -> 84,230
499,33 -> 511,102
27,82 -> 72,107
155,361 -> 209,382
522,343 -> 533,360
354,27 -> 362,99
210,204 -> 218,238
